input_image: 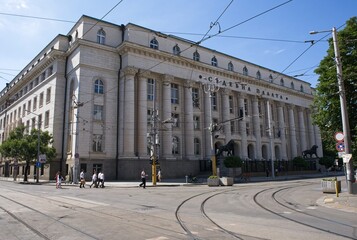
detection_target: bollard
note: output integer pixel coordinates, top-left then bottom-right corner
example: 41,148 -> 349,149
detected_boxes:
185,175 -> 188,184
335,177 -> 339,197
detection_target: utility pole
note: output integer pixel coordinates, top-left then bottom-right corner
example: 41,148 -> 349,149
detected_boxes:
332,27 -> 355,194
149,80 -> 158,186
36,119 -> 41,183
201,75 -> 220,176
310,27 -> 355,194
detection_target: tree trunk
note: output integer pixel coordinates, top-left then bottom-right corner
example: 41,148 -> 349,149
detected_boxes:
24,161 -> 30,182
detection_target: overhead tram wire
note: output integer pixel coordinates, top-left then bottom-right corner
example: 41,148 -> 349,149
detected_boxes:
139,0 -> 292,76
279,23 -> 347,76
198,0 -> 293,44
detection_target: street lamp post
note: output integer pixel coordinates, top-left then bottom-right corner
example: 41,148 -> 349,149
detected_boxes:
201,75 -> 220,176
310,28 -> 355,194
36,119 -> 40,183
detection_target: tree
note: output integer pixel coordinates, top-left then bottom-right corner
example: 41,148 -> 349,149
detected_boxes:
313,17 -> 357,165
293,157 -> 308,170
223,156 -> 243,168
0,126 -> 56,182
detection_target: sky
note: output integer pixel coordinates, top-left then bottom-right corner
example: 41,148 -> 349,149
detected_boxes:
0,0 -> 356,90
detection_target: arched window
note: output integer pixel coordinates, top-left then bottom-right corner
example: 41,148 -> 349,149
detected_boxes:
300,84 -> 304,92
150,38 -> 159,49
94,79 -> 104,94
228,62 -> 234,71
211,56 -> 218,67
172,136 -> 180,155
243,66 -> 248,76
280,78 -> 284,86
269,74 -> 273,83
193,51 -> 200,61
173,44 -> 180,55
194,138 -> 200,155
97,29 -> 106,44
256,71 -> 261,79
290,82 -> 295,89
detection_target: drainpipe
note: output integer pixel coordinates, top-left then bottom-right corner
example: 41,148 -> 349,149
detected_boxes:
61,51 -> 70,174
116,24 -> 125,179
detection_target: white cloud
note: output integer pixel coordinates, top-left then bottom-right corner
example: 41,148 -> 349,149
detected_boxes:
3,0 -> 29,10
264,48 -> 286,55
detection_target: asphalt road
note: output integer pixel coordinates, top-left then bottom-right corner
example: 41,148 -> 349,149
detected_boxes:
0,179 -> 356,240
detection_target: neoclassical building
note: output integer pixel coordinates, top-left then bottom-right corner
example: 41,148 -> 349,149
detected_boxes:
0,15 -> 322,180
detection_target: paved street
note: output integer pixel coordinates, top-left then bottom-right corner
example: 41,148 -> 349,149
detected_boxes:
0,177 -> 356,240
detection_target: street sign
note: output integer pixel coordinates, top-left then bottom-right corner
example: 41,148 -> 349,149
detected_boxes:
36,161 -> 41,167
342,154 -> 352,163
39,154 -> 47,163
334,132 -> 344,142
336,142 -> 345,152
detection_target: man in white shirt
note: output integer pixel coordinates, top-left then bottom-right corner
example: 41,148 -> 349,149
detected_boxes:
79,169 -> 85,188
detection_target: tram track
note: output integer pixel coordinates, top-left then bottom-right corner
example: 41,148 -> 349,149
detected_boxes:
253,181 -> 356,239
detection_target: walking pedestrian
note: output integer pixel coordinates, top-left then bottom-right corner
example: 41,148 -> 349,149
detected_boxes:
56,171 -> 63,189
139,169 -> 147,189
265,167 -> 269,177
79,169 -> 85,188
157,169 -> 162,182
90,170 -> 98,188
98,171 -> 105,188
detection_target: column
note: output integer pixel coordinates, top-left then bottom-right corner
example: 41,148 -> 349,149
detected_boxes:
298,108 -> 307,152
184,81 -> 194,158
277,103 -> 287,160
306,110 -> 315,147
252,96 -> 262,160
221,89 -> 231,142
161,75 -> 173,157
203,89 -> 211,158
137,71 -> 150,157
122,67 -> 137,156
288,105 -> 297,158
238,94 -> 248,159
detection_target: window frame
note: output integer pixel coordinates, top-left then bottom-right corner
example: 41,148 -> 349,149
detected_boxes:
150,38 -> 159,49
94,79 -> 104,94
97,29 -> 106,44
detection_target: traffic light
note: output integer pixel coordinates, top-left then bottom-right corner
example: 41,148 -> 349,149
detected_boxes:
155,159 -> 159,165
149,158 -> 153,165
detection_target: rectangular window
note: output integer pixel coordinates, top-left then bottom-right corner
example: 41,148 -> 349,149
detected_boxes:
212,92 -> 217,111
29,82 -> 33,90
94,105 -> 103,121
39,92 -> 44,108
38,114 -> 42,129
46,87 -> 51,103
230,121 -> 235,133
92,134 -> 103,152
192,88 -> 199,108
22,104 -> 26,117
229,95 -> 233,114
18,107 -> 21,118
26,120 -> 30,133
33,97 -> 37,111
34,77 -> 39,86
171,83 -> 179,104
193,116 -> 200,130
41,72 -> 46,81
244,99 -> 248,116
147,79 -> 154,101
44,111 -> 50,128
147,109 -> 153,126
31,117 -> 36,130
48,66 -> 53,76
27,100 -> 31,114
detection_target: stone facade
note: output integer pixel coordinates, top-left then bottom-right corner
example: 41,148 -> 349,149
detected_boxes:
0,15 -> 322,181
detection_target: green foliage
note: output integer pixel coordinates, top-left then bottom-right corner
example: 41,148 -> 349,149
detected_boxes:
293,156 -> 308,169
223,156 -> 243,168
312,17 -> 357,166
319,156 -> 335,169
208,175 -> 218,179
0,126 -> 56,176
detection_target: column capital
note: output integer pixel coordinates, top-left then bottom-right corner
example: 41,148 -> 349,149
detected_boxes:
138,69 -> 151,79
162,74 -> 174,82
122,66 -> 138,76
